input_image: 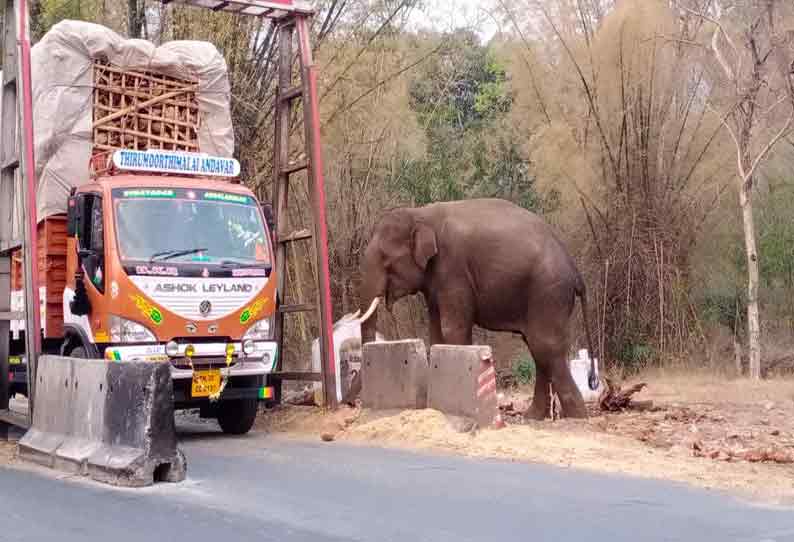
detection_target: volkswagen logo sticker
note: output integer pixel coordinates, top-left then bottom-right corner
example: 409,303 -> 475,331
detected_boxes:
199,300 -> 212,316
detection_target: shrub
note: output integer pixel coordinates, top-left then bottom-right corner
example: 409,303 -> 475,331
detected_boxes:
512,354 -> 536,385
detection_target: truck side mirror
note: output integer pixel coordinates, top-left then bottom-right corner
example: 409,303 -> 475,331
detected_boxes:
67,195 -> 79,236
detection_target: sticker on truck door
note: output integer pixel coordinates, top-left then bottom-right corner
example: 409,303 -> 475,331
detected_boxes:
131,294 -> 164,325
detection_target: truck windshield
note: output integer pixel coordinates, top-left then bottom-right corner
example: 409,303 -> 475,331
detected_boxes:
112,189 -> 271,266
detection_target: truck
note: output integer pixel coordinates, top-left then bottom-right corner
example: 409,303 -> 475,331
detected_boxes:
6,20 -> 280,435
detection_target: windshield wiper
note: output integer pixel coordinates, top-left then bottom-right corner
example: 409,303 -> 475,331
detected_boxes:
220,260 -> 273,270
149,248 -> 208,263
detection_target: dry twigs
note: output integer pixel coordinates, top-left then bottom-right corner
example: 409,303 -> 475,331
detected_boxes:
599,378 -> 651,412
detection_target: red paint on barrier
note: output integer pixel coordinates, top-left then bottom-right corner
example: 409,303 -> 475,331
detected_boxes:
477,352 -> 504,429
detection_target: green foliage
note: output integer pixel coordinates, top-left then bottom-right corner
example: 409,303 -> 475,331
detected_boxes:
615,340 -> 657,373
700,291 -> 745,333
757,181 -> 794,290
695,178 -> 794,334
512,353 -> 535,385
393,28 -> 552,215
469,135 -> 560,213
409,30 -> 511,132
33,0 -> 104,40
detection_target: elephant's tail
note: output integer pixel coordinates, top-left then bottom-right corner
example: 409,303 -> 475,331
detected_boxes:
575,278 -> 600,391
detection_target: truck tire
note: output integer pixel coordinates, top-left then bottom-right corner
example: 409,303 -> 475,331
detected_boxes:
68,345 -> 88,358
217,398 -> 258,435
216,377 -> 259,435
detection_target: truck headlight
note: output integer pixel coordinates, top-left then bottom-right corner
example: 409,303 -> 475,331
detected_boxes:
242,317 -> 273,341
110,315 -> 157,343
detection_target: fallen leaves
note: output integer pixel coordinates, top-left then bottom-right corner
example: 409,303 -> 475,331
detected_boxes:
693,442 -> 794,464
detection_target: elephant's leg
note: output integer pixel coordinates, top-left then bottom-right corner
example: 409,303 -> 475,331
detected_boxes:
526,363 -> 550,420
549,352 -> 587,418
524,327 -> 587,420
440,317 -> 473,344
437,290 -> 474,345
428,303 -> 444,346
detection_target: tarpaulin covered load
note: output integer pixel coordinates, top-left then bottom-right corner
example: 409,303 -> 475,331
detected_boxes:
31,19 -> 235,221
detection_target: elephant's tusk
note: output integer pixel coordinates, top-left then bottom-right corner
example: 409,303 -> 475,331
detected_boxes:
355,297 -> 380,324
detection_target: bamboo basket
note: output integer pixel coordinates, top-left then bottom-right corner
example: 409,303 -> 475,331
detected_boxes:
91,59 -> 201,161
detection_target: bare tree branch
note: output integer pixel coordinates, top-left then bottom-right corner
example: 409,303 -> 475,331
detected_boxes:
494,0 -> 552,123
744,113 -> 794,183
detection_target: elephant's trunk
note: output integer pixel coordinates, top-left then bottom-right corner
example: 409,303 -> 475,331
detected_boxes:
360,238 -> 387,344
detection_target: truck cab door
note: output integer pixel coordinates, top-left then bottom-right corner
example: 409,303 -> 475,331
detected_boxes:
71,192 -> 106,295
82,194 -> 105,295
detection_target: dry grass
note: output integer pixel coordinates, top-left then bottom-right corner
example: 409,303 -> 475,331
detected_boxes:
630,367 -> 794,405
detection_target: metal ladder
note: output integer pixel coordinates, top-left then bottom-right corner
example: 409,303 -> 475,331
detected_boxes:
165,0 -> 338,408
0,0 -> 41,435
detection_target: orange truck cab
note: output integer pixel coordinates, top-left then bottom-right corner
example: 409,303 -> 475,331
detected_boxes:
12,149 -> 278,435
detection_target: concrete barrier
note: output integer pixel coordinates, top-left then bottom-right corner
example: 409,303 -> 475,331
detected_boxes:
361,340 -> 428,409
428,345 -> 500,428
18,356 -> 186,487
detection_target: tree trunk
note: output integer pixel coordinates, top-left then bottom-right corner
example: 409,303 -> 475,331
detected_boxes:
732,334 -> 743,376
739,181 -> 762,379
29,0 -> 43,41
127,0 -> 143,38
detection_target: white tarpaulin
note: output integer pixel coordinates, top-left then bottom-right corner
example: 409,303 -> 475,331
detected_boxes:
31,19 -> 235,221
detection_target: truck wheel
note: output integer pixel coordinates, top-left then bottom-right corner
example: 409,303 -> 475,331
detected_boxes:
217,398 -> 258,435
216,377 -> 259,435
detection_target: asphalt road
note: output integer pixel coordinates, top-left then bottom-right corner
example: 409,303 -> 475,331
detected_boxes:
2,422 -> 794,542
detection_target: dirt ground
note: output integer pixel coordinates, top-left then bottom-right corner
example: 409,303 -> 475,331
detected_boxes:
256,369 -> 794,506
0,441 -> 15,464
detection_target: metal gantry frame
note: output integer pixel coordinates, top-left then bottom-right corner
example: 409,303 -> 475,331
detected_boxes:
154,0 -> 339,408
0,0 -> 340,437
0,0 -> 41,435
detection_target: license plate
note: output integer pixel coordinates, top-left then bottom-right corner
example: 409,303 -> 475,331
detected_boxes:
9,356 -> 21,365
191,370 -> 221,398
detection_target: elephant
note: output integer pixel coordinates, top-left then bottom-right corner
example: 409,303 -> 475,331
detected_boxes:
358,197 -> 598,419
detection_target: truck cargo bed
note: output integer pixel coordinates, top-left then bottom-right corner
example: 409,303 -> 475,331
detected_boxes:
11,215 -> 67,339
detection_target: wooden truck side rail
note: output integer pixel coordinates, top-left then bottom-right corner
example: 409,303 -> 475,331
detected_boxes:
11,215 -> 67,339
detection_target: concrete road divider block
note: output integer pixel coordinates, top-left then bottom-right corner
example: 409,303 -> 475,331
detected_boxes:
18,356 -> 186,487
428,345 -> 500,428
87,361 -> 186,486
17,356 -> 74,467
52,360 -> 107,473
361,340 -> 428,410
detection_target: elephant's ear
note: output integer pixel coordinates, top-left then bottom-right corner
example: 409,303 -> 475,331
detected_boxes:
412,222 -> 438,270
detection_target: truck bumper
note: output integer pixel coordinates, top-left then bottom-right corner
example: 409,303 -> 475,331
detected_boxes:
103,341 -> 278,380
